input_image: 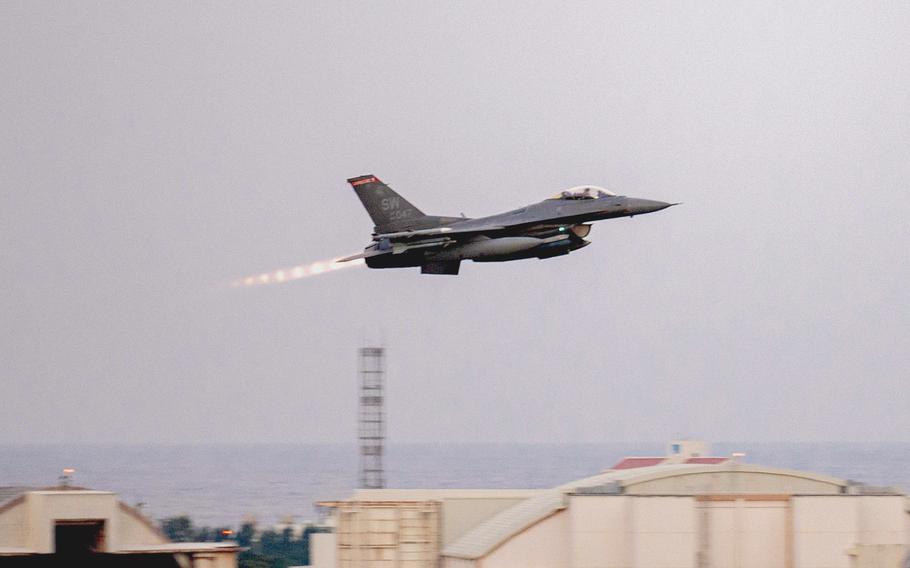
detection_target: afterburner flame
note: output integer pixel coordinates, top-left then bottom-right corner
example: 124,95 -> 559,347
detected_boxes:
232,255 -> 364,288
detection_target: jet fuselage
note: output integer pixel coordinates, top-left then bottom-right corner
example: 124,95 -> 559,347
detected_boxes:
343,175 -> 674,275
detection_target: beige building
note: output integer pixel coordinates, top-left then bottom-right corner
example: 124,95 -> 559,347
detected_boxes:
322,489 -> 546,567
316,445 -> 910,568
0,486 -> 239,567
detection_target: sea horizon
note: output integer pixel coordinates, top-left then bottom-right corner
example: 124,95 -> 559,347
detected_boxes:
3,441 -> 907,527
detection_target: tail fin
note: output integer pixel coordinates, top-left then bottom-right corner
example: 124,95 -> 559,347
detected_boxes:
347,175 -> 425,233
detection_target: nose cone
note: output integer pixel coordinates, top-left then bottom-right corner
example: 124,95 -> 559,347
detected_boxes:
625,198 -> 675,216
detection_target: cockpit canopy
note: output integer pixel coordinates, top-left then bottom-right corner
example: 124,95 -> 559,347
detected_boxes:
547,185 -> 617,200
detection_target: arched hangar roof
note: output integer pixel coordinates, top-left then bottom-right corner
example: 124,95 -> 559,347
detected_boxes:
565,462 -> 847,493
442,463 -> 848,561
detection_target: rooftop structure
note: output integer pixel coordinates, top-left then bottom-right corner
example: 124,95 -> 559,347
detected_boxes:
609,439 -> 731,470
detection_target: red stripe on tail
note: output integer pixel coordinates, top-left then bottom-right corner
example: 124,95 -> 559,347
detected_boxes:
351,176 -> 378,186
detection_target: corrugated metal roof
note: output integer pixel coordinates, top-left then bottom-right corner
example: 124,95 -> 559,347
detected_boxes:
441,490 -> 566,559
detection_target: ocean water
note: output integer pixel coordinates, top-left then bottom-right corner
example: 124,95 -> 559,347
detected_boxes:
1,442 -> 907,527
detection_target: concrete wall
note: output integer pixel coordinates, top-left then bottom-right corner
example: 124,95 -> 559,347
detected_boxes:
564,494 -> 907,568
25,491 -> 119,553
310,532 -> 337,568
0,500 -> 27,549
570,495 -> 697,568
792,496 -> 908,568
631,497 -> 696,568
117,504 -> 168,547
333,495 -> 529,567
571,495 -> 631,568
20,491 -> 166,553
856,495 -> 906,546
336,502 -> 440,568
482,510 -> 569,568
793,497 -> 856,568
0,490 -> 234,568
700,498 -> 788,568
189,551 -> 237,568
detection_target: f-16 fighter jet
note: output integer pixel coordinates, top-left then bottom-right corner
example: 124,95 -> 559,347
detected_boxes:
340,175 -> 675,275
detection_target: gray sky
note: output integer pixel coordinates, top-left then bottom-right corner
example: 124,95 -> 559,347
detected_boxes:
2,1 -> 908,444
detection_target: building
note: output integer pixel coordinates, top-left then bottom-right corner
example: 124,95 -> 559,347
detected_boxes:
0,486 -> 239,567
321,489 -> 545,567
315,442 -> 910,568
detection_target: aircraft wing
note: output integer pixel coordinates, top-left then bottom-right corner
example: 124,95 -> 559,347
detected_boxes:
373,223 -> 506,241
342,218 -> 529,263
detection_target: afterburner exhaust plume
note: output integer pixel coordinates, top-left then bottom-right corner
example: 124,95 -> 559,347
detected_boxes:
232,255 -> 364,288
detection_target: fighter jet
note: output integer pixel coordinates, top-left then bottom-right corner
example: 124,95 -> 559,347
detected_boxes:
339,175 -> 675,275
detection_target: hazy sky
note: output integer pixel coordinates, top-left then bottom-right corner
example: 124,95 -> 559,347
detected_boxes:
2,1 -> 908,444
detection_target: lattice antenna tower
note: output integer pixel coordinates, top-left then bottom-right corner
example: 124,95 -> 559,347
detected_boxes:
358,347 -> 385,489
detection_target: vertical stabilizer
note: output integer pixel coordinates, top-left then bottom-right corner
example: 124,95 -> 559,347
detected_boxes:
347,175 -> 425,232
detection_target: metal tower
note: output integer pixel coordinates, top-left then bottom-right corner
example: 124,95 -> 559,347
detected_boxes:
358,347 -> 385,489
